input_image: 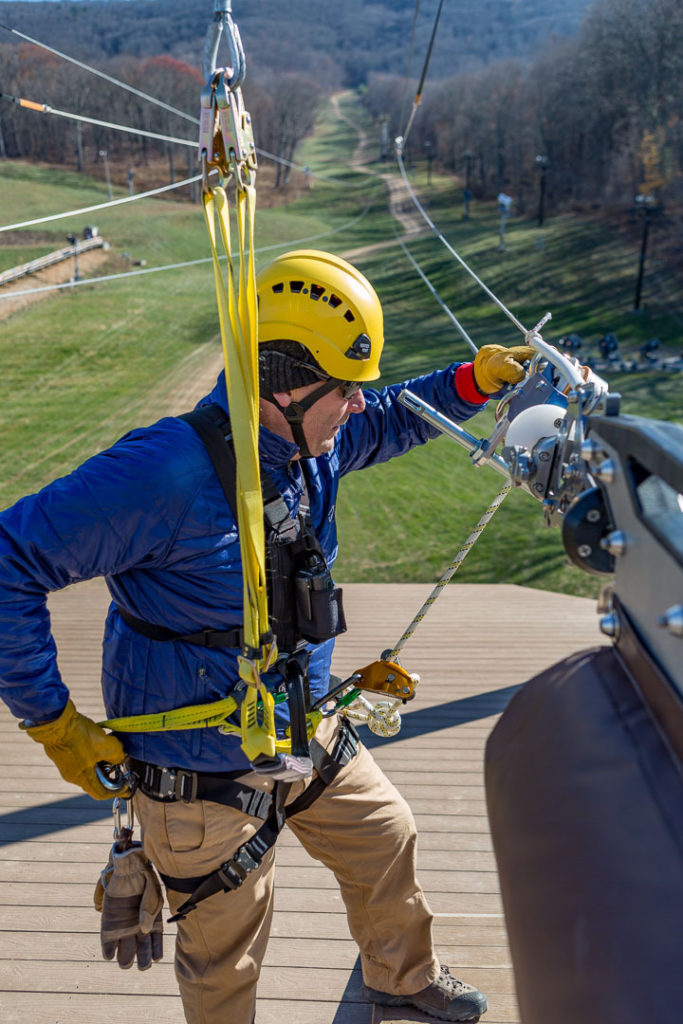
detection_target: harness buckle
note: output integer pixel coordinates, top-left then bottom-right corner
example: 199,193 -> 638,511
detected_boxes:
218,846 -> 260,890
154,767 -> 198,802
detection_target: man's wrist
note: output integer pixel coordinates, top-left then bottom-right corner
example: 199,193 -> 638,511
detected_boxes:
454,363 -> 489,404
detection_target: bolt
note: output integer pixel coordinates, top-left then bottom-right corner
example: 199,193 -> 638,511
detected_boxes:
657,604 -> 683,637
586,508 -> 601,523
600,530 -> 626,556
554,418 -> 564,428
577,544 -> 592,558
539,451 -> 551,462
534,483 -> 544,493
401,686 -> 411,695
594,459 -> 616,484
599,611 -> 620,638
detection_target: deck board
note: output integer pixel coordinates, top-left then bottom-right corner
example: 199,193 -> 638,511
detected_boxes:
0,577 -> 602,1023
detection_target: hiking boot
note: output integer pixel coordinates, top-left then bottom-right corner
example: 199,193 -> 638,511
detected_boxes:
361,964 -> 487,1022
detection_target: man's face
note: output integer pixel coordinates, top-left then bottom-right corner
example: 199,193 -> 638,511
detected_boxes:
270,381 -> 366,457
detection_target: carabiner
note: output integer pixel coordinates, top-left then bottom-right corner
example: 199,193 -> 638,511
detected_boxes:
112,795 -> 135,840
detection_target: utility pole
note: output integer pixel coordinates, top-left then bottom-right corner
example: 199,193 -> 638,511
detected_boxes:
633,193 -> 655,311
463,149 -> 473,191
66,233 -> 80,282
99,149 -> 113,201
76,122 -> 83,173
379,115 -> 389,161
535,154 -> 548,227
497,192 -> 513,251
424,140 -> 433,185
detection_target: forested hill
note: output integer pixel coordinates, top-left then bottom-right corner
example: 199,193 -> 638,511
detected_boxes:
0,0 -> 593,87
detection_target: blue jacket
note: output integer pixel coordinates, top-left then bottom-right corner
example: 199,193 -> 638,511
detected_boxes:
0,366 -> 484,772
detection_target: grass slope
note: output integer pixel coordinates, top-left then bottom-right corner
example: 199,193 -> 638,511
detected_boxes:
1,94 -> 680,601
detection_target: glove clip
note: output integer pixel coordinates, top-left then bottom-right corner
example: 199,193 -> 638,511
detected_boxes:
112,796 -> 135,852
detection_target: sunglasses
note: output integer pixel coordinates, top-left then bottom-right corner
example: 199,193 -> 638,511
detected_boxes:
337,380 -> 363,399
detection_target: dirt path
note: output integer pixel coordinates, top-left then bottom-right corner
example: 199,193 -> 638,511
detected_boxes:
330,92 -> 426,262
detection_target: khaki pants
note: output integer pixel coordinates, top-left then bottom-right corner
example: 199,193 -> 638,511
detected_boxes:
134,717 -> 439,1024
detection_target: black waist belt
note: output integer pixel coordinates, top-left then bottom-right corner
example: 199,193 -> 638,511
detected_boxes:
117,607 -> 242,649
153,717 -> 360,922
128,759 -> 275,820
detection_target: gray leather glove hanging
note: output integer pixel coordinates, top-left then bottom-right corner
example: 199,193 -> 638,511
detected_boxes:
94,837 -> 164,970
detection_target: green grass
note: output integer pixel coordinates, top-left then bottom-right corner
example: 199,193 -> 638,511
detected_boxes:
1,93 -> 681,602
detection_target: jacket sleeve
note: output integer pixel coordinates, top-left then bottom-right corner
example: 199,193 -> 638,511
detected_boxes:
0,423 -> 208,723
337,362 -> 486,476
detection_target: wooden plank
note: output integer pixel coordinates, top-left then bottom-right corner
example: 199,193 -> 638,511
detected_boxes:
0,579 -> 603,1022
1,932 -> 512,969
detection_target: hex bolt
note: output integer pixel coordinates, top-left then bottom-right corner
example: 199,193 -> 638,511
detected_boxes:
586,508 -> 601,523
577,544 -> 592,558
600,530 -> 627,556
657,605 -> 683,638
599,611 -> 620,638
594,459 -> 616,484
580,439 -> 602,463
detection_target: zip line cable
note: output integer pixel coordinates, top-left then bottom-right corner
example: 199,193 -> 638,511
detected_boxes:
0,24 -> 368,188
398,0 -> 421,137
0,21 -> 198,124
0,201 -> 375,300
397,236 -> 478,355
394,0 -> 548,343
1,91 -> 198,148
396,149 -> 543,341
0,174 -> 202,233
400,0 -> 445,151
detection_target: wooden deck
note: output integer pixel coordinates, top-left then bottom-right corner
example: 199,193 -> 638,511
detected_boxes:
0,578 -> 602,1023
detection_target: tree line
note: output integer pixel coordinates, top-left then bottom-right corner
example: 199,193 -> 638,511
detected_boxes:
364,0 -> 682,215
0,43 -> 321,191
0,0 -> 593,90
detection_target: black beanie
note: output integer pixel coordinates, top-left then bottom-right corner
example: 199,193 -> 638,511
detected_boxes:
258,340 -> 328,394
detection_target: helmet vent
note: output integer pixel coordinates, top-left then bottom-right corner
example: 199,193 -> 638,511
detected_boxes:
344,310 -> 356,322
328,294 -> 342,309
289,280 -> 304,293
310,284 -> 325,301
271,282 -> 284,293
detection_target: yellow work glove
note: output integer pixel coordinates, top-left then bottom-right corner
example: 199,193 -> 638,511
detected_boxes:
94,842 -> 164,970
21,699 -> 128,800
472,344 -> 535,394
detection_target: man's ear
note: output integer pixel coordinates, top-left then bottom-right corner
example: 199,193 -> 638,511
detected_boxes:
271,391 -> 292,408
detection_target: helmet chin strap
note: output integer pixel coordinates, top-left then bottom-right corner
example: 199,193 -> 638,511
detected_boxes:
264,379 -> 340,458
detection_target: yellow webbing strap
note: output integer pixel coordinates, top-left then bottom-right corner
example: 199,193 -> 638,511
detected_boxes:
100,703 -> 324,755
202,177 -> 279,761
100,696 -> 238,733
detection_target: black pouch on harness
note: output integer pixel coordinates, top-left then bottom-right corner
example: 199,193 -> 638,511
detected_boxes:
293,553 -> 346,643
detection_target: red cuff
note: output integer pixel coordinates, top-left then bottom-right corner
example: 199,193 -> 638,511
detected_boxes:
454,363 -> 489,404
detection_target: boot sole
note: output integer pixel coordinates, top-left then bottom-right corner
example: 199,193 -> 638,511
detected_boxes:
361,984 -> 485,1022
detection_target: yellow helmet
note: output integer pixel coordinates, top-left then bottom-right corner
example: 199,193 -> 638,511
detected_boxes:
256,249 -> 384,382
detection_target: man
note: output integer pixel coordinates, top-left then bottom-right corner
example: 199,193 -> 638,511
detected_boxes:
0,249 -> 532,1023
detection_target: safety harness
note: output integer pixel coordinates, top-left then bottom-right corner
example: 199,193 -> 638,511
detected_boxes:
135,718 -> 359,922
115,402 -> 347,769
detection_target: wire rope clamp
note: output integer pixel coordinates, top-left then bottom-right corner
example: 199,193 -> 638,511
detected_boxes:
352,659 -> 418,702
